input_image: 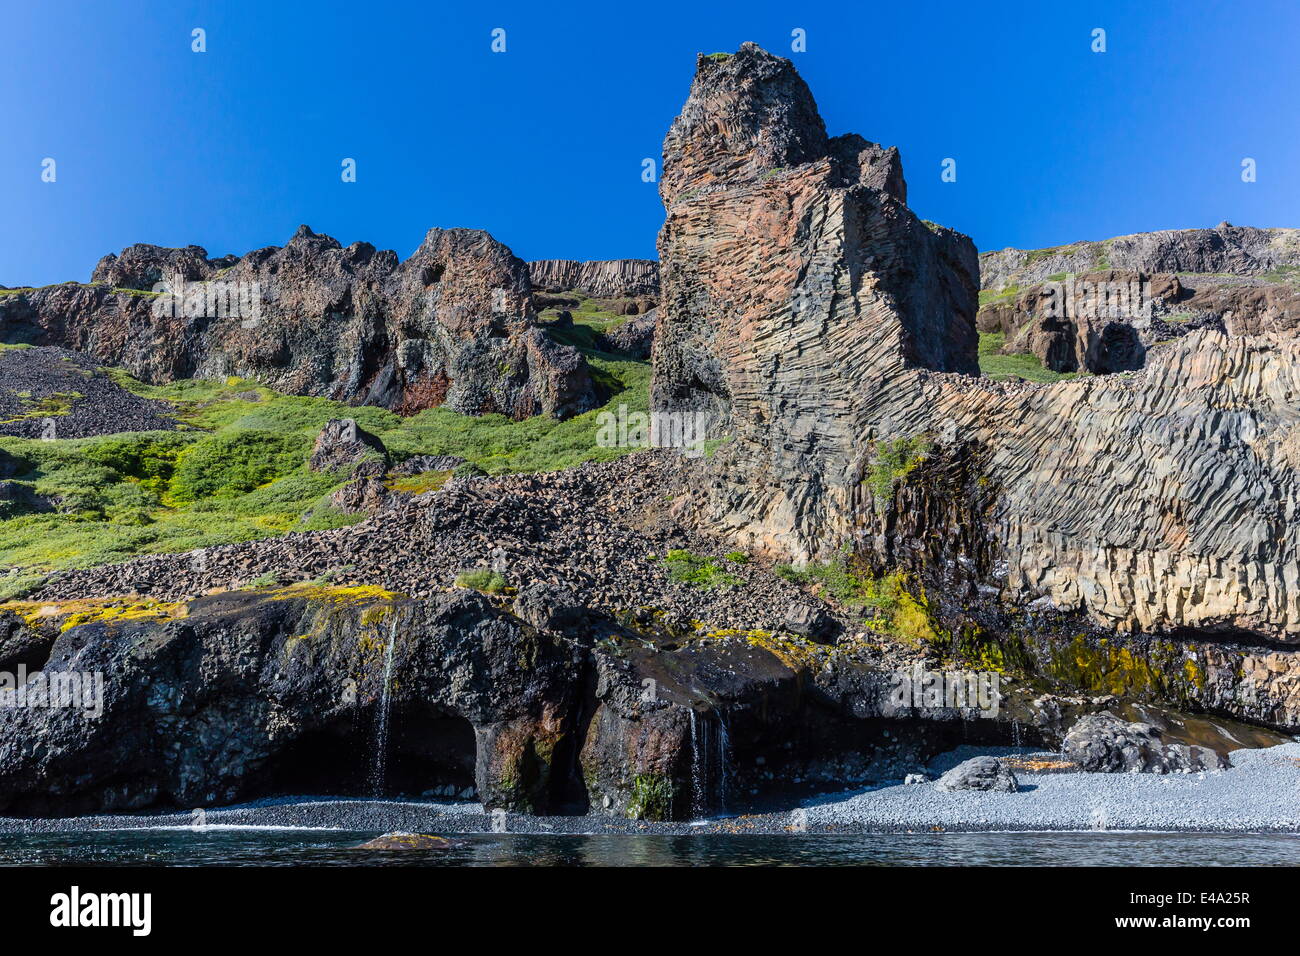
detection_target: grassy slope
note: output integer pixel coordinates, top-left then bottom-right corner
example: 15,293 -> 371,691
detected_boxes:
977,332 -> 1078,384
0,332 -> 649,592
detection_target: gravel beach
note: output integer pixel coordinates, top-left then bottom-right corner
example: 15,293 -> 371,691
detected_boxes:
3,741 -> 1296,838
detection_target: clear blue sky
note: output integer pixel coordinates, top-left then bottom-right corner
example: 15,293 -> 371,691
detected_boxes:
3,0 -> 1298,287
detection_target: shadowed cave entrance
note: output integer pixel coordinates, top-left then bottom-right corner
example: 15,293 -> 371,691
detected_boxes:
262,704 -> 477,799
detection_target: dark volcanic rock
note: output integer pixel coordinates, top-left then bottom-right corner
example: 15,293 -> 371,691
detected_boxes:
309,418 -> 389,476
1062,712 -> 1230,773
652,42 -> 979,442
0,227 -> 596,420
598,308 -> 657,360
0,346 -> 178,439
0,588 -> 582,816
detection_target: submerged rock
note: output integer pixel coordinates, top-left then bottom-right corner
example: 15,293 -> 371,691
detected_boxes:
353,833 -> 466,850
1062,713 -> 1230,774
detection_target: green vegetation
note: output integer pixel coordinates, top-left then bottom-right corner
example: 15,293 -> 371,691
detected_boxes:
454,568 -> 508,594
0,316 -> 652,575
626,773 -> 676,820
977,284 -> 1019,308
723,551 -> 749,564
978,332 -> 1078,383
659,549 -> 742,591
1262,264 -> 1300,285
704,52 -> 732,61
775,551 -> 941,646
864,434 -> 931,500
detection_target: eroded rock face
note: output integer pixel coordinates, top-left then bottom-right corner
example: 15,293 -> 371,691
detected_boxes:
652,43 -> 978,433
978,266 -> 1300,374
0,226 -> 596,420
653,44 -> 1300,644
0,588 -> 580,816
309,418 -> 389,476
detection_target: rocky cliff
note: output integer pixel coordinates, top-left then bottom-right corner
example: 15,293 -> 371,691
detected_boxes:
653,44 -> 1300,647
980,223 -> 1300,291
0,226 -> 596,419
978,225 -> 1300,375
528,258 -> 659,299
652,44 -> 980,439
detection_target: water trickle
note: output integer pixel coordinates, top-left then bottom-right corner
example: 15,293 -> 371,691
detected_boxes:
369,617 -> 398,797
689,709 -> 732,818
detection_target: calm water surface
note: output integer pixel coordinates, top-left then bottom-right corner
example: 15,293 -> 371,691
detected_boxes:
0,829 -> 1295,866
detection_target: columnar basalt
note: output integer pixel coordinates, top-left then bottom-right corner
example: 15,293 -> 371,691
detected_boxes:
527,259 -> 659,299
653,44 -> 1300,644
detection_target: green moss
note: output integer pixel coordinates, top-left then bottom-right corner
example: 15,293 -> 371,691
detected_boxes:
626,773 -> 676,820
455,568 -> 508,594
0,335 -> 652,574
776,554 -> 941,646
703,52 -> 732,61
978,332 -> 1078,383
660,549 -> 742,591
864,434 -> 931,500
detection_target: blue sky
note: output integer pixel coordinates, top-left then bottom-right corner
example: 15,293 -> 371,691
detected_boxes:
3,0 -> 1298,286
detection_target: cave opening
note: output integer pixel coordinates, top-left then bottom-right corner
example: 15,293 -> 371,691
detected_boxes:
263,704 -> 477,800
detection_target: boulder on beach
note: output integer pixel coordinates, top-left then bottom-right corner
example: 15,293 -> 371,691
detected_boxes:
935,756 -> 1019,793
1062,712 -> 1230,773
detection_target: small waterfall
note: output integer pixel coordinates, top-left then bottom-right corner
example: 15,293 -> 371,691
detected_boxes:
369,617 -> 398,797
689,709 -> 732,819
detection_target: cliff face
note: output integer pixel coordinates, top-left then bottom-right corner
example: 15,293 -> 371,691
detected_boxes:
0,226 -> 595,419
528,258 -> 659,298
978,226 -> 1300,375
654,44 -> 1300,644
980,223 -> 1300,291
652,44 -> 980,439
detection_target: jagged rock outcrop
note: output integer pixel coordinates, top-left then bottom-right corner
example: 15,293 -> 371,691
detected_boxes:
980,222 -> 1300,291
652,43 -> 979,438
0,226 -> 596,420
309,418 -> 389,476
653,44 -> 1300,646
599,308 -> 657,359
528,259 -> 659,298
